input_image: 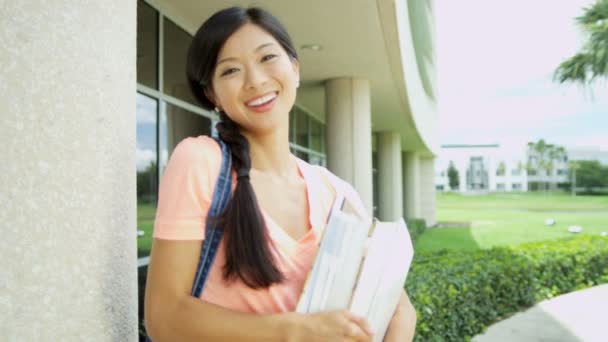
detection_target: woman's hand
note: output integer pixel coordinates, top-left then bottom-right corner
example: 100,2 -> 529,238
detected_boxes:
288,309 -> 374,342
383,290 -> 417,341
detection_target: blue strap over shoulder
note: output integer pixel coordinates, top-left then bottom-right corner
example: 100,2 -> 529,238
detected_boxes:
191,137 -> 232,297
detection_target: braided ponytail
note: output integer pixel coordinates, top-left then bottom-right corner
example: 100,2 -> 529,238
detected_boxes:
215,112 -> 285,288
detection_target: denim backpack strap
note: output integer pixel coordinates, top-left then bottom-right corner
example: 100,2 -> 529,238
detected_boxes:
190,137 -> 233,297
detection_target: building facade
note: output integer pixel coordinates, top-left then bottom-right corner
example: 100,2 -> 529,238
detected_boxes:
3,0 -> 437,339
435,143 -> 571,193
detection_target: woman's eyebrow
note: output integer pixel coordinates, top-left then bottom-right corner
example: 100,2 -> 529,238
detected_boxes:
217,42 -> 276,65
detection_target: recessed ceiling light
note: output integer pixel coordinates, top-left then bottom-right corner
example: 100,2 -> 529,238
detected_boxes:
301,44 -> 323,51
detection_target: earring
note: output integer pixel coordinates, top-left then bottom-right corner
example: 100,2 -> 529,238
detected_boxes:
214,106 -> 220,113
296,80 -> 300,89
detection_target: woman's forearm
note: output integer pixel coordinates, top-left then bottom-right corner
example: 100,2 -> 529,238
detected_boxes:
383,313 -> 412,342
148,295 -> 299,342
383,290 -> 416,342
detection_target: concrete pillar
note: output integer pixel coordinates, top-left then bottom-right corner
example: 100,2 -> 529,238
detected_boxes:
419,157 -> 437,226
325,78 -> 373,214
402,152 -> 421,219
1,2 -> 137,340
377,132 -> 403,221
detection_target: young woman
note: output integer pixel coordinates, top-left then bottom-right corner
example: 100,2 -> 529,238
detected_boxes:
144,7 -> 416,341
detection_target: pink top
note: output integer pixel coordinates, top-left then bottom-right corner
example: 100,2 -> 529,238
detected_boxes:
153,135 -> 368,313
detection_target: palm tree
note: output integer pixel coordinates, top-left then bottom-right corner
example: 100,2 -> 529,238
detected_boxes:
554,0 -> 608,85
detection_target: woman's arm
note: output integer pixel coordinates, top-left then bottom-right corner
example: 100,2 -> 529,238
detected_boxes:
383,290 -> 417,342
144,239 -> 373,342
145,239 -> 295,341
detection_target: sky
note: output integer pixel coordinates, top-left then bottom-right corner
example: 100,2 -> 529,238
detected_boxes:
436,0 -> 608,151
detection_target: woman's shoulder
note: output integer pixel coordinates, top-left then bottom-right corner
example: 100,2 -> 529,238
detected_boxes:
170,135 -> 222,169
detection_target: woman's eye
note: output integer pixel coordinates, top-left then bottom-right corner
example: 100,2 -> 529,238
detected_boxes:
262,54 -> 277,62
221,68 -> 239,77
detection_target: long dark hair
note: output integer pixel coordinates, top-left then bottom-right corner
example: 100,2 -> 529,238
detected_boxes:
186,7 -> 298,288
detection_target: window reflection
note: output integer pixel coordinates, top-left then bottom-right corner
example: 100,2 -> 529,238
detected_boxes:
164,18 -> 197,106
136,93 -> 158,258
159,103 -> 212,176
295,108 -> 309,147
137,0 -> 158,89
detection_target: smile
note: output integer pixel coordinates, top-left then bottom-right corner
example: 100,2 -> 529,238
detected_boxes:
246,92 -> 278,107
245,91 -> 278,113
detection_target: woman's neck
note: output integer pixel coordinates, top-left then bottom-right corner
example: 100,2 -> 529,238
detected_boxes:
242,128 -> 297,179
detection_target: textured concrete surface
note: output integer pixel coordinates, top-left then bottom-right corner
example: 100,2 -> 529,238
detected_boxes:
473,285 -> 608,342
1,1 -> 137,340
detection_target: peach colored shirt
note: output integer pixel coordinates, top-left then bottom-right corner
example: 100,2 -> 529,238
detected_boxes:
153,135 -> 369,314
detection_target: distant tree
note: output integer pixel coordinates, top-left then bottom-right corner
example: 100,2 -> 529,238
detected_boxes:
576,160 -> 608,192
496,161 -> 506,176
554,0 -> 608,85
137,161 -> 157,200
447,161 -> 460,191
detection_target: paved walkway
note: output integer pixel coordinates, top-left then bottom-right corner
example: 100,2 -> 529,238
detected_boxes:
473,284 -> 608,342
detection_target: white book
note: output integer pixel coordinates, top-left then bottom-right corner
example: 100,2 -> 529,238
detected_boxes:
296,196 -> 414,341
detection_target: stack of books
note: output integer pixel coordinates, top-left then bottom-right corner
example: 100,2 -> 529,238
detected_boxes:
296,195 -> 414,341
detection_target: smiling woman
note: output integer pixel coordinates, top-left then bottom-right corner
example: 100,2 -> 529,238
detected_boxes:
143,6 -> 415,342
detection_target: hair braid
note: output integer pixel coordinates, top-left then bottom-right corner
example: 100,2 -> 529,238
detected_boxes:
215,112 -> 284,288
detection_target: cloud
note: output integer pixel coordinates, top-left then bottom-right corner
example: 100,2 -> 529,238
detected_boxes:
136,93 -> 157,124
136,147 -> 156,172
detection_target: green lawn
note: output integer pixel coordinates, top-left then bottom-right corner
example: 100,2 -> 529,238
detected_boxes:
137,202 -> 156,258
415,192 -> 608,253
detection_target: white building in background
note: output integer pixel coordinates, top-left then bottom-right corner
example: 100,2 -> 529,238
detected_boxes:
435,144 -> 529,192
435,143 -> 570,193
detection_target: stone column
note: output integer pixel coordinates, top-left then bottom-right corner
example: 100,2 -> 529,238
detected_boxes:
325,78 -> 373,214
377,132 -> 403,221
419,157 -> 437,226
1,1 -> 137,340
402,152 -> 421,219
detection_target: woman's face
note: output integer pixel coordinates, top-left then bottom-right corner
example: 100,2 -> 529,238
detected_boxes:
209,23 -> 299,136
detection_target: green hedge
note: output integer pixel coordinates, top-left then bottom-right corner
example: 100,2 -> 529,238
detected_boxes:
406,235 -> 608,341
406,218 -> 427,243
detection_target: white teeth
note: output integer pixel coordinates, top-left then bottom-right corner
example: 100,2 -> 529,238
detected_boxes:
247,92 -> 277,106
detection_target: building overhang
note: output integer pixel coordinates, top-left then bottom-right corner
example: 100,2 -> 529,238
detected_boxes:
150,0 -> 437,156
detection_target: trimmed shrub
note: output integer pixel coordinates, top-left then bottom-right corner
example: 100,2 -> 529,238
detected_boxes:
406,235 -> 608,341
406,218 -> 427,243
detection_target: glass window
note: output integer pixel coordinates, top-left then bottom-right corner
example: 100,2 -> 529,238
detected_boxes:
310,118 -> 323,152
308,154 -> 325,166
137,1 -> 158,89
295,108 -> 309,148
294,149 -> 309,163
164,18 -> 198,106
160,103 -> 212,176
136,93 -> 158,258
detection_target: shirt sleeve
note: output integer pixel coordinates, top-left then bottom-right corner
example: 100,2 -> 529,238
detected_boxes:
152,136 -> 221,240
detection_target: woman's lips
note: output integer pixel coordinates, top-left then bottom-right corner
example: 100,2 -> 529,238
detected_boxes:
245,92 -> 278,113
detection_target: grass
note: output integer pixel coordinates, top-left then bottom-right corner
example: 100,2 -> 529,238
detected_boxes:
137,201 -> 156,258
415,192 -> 608,253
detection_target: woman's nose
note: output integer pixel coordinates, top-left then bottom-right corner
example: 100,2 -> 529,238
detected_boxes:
244,65 -> 269,90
